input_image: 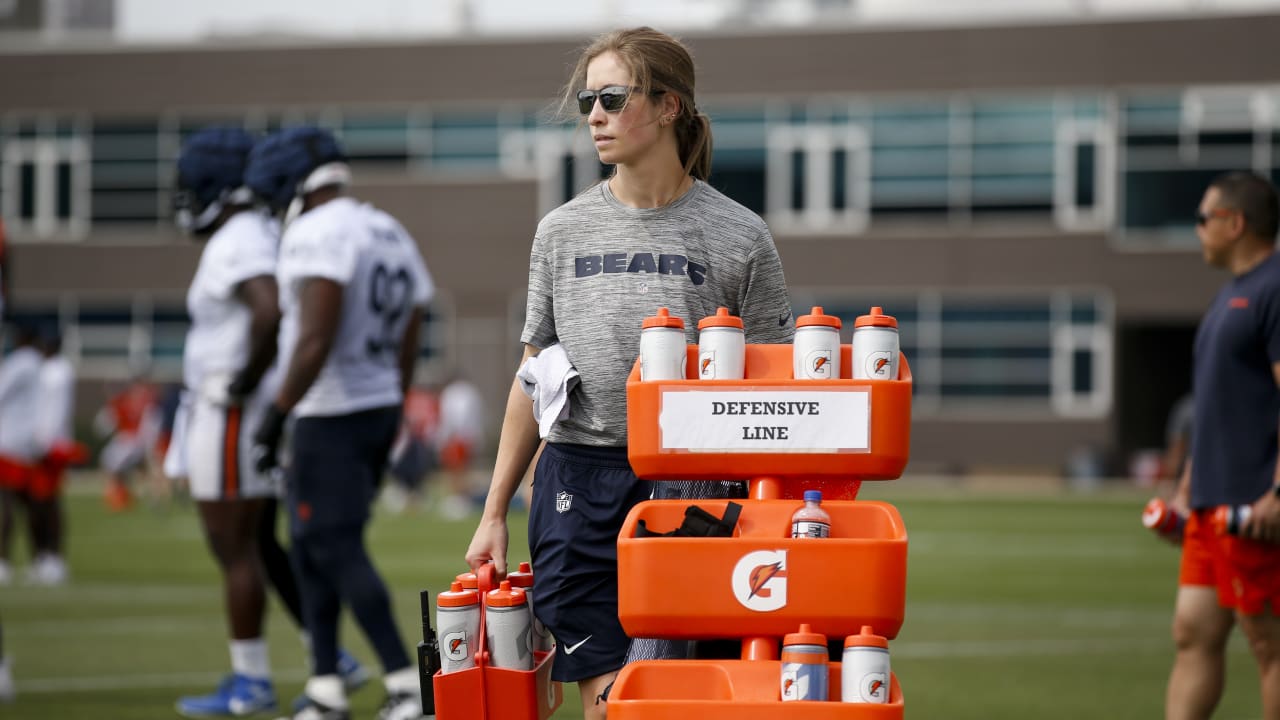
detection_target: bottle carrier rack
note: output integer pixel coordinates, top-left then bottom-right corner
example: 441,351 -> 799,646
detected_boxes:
432,563 -> 562,720
608,343 -> 911,719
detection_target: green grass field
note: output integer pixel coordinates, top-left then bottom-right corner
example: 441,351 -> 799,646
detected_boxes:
0,476 -> 1266,719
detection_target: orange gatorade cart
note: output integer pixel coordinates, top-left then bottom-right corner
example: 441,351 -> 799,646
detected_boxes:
432,562 -> 562,720
610,341 -> 911,719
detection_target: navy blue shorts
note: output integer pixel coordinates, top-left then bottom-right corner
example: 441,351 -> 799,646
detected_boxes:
527,442 -> 651,683
286,405 -> 400,539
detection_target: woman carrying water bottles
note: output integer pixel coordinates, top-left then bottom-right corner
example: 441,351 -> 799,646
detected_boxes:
464,26 -> 794,720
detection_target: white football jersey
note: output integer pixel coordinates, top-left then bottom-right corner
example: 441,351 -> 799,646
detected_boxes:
438,378 -> 485,447
277,197 -> 433,418
0,346 -> 43,461
183,210 -> 281,396
34,355 -> 75,454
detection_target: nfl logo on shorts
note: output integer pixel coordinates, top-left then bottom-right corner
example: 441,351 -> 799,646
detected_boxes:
555,491 -> 573,514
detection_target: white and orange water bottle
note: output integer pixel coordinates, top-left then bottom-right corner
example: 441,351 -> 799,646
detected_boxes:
436,581 -> 481,674
1142,498 -> 1185,543
507,561 -> 552,653
852,306 -> 899,380
793,307 -> 841,380
842,625 -> 890,704
485,580 -> 534,670
697,307 -> 745,380
780,624 -> 828,702
640,307 -> 687,381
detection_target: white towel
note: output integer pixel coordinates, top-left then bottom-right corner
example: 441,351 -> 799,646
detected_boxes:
516,344 -> 580,438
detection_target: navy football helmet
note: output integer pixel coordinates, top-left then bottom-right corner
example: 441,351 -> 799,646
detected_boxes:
244,127 -> 348,214
174,127 -> 257,234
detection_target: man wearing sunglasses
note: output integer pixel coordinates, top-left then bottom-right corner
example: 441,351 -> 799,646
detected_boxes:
1165,171 -> 1280,720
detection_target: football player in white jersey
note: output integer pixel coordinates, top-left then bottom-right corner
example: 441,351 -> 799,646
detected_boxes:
29,328 -> 79,586
0,325 -> 42,585
170,128 -> 369,718
245,127 -> 433,720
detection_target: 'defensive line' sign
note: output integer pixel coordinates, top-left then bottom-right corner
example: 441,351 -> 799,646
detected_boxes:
658,389 -> 870,452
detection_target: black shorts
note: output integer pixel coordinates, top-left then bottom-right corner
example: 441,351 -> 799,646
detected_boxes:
286,405 -> 400,538
527,442 -> 651,683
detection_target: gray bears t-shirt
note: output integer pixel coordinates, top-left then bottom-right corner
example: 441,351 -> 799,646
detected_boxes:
521,179 -> 794,446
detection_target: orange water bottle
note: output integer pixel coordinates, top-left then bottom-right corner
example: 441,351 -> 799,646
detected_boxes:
780,624 -> 828,701
1142,498 -> 1185,542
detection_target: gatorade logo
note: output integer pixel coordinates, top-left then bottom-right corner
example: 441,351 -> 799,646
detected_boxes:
865,351 -> 892,378
731,549 -> 788,612
781,670 -> 800,701
861,672 -> 887,702
443,630 -> 469,662
699,351 -> 715,377
805,350 -> 833,379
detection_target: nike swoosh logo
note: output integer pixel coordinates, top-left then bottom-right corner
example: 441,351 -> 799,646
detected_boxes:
779,309 -> 792,326
563,635 -> 593,655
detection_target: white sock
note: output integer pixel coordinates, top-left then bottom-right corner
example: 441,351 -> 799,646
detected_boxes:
383,666 -> 420,696
305,675 -> 347,709
229,639 -> 271,680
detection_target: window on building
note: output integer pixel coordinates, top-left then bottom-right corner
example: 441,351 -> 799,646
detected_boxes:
798,289 -> 1113,418
969,98 -> 1056,218
429,109 -> 506,170
766,123 -> 869,233
1,118 -> 89,240
337,112 -> 416,166
90,119 -> 163,227
503,125 -> 605,214
1054,114 -> 1115,231
707,105 -> 770,215
11,291 -> 447,382
1116,87 -> 1279,248
869,100 -> 951,221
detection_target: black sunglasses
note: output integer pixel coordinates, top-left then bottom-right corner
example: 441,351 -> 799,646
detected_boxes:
576,85 -> 665,115
1195,208 -> 1235,226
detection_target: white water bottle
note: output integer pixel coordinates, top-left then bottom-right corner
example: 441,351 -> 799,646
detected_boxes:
791,490 -> 831,538
485,580 -> 534,670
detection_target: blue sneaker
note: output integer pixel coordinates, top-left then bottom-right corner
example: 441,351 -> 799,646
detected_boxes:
290,650 -> 371,713
177,673 -> 277,717
336,650 -> 371,693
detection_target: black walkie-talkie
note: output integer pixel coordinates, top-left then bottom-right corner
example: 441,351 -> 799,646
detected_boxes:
417,589 -> 441,715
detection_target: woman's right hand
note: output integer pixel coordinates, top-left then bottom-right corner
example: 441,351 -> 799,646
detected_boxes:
465,514 -> 510,577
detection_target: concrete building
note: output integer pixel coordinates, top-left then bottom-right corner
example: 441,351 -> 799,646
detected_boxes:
2,12 -> 1276,474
